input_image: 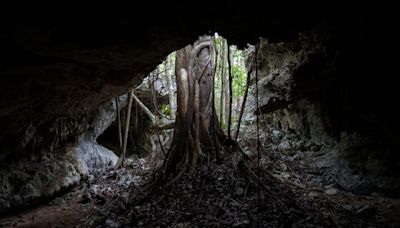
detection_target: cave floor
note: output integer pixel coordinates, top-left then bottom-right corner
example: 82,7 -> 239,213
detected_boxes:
0,190 -> 91,227
1,146 -> 399,227
0,156 -> 154,228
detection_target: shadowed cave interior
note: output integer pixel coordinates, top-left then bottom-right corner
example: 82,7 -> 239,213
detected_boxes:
0,3 -> 399,227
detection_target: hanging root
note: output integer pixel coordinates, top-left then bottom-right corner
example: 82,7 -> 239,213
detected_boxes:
115,90 -> 134,169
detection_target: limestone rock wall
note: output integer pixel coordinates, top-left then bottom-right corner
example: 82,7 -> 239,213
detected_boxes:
249,31 -> 400,195
0,99 -> 120,213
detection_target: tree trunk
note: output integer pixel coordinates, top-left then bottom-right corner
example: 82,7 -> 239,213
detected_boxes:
162,36 -> 226,178
219,39 -> 226,127
222,40 -> 229,129
165,55 -> 176,120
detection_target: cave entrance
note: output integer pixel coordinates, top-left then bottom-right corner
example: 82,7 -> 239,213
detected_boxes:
4,33 -> 400,227
3,5 -> 400,226
98,34 -> 254,177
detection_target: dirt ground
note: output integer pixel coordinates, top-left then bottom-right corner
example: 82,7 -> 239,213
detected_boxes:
1,140 -> 400,227
0,193 -> 90,227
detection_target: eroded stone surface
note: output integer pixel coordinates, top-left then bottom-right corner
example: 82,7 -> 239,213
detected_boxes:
0,99 -> 120,213
245,32 -> 400,195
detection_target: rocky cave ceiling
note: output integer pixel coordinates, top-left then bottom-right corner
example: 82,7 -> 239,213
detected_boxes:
0,3 -> 397,149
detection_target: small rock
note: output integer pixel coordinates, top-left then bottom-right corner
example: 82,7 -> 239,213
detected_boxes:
89,184 -> 99,195
308,192 -> 319,198
272,130 -> 283,139
278,141 -> 291,150
324,184 -> 334,189
371,192 -> 379,197
281,172 -> 290,179
104,218 -> 120,227
236,187 -> 244,195
175,222 -> 191,228
324,188 -> 338,195
279,163 -> 287,171
343,205 -> 352,210
286,156 -> 294,162
233,219 -> 250,227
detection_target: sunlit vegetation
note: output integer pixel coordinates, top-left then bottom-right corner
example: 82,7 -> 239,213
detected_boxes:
137,35 -> 250,134
213,34 -> 249,132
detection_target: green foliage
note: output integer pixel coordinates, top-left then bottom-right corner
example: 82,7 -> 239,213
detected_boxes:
213,35 -> 248,130
231,64 -> 247,99
219,121 -> 227,130
213,40 -> 247,98
161,103 -> 171,116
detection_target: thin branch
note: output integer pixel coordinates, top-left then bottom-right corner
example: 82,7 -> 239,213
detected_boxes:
151,71 -> 161,116
149,71 -> 175,121
156,127 -> 167,157
227,41 -> 233,140
149,121 -> 175,131
132,93 -> 156,125
198,58 -> 211,81
115,90 -> 134,169
150,70 -> 167,156
115,97 -> 122,148
235,64 -> 254,140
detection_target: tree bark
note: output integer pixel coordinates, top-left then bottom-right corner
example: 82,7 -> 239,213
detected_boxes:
219,39 -> 226,126
165,55 -> 176,120
162,36 -> 227,179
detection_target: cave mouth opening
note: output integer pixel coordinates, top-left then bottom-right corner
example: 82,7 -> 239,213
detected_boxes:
2,3 -> 400,226
97,33 -> 253,170
2,27 -> 400,227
